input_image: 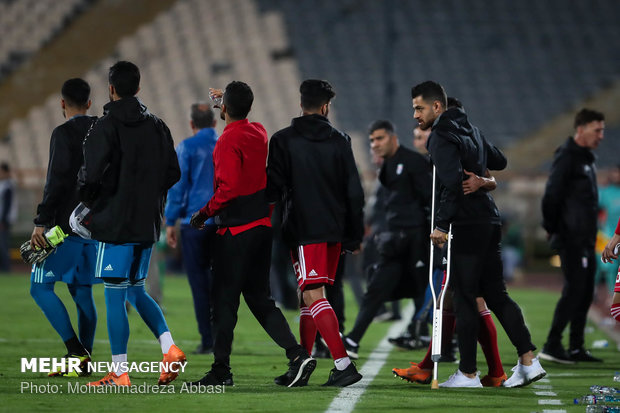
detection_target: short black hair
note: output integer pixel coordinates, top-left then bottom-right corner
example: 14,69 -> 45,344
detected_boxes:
109,61 -> 140,98
368,119 -> 396,135
61,78 -> 90,108
447,97 -> 463,110
300,79 -> 335,110
190,102 -> 215,129
223,81 -> 253,119
411,81 -> 447,108
574,108 -> 604,129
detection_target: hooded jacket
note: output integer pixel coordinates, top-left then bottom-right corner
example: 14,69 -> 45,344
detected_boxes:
542,136 -> 598,248
266,114 -> 364,249
35,115 -> 97,235
78,97 -> 180,243
427,107 -> 507,231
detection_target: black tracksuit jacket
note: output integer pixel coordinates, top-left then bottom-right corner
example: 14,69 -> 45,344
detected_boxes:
542,136 -> 598,249
266,114 -> 364,250
78,97 -> 180,244
35,115 -> 97,235
427,107 -> 507,232
379,145 -> 432,231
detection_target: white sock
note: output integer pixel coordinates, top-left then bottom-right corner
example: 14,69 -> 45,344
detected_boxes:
334,357 -> 351,371
158,331 -> 174,354
112,354 -> 128,376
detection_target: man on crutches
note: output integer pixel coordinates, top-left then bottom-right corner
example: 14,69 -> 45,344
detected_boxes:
412,81 -> 545,388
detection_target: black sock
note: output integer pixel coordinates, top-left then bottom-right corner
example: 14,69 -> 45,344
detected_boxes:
64,336 -> 88,356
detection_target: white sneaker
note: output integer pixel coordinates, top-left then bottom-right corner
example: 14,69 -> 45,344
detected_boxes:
439,370 -> 482,388
503,358 -> 546,388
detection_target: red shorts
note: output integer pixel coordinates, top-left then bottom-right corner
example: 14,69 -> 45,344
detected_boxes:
291,242 -> 341,291
615,268 -> 620,293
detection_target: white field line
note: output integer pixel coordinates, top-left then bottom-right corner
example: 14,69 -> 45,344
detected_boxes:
325,304 -> 414,413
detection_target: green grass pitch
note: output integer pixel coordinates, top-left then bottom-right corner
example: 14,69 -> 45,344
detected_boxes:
0,272 -> 618,412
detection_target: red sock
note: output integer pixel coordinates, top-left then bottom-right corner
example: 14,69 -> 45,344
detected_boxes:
611,303 -> 620,322
478,309 -> 504,377
418,342 -> 434,369
309,298 -> 347,360
418,310 -> 455,370
441,310 -> 455,355
299,307 -> 317,355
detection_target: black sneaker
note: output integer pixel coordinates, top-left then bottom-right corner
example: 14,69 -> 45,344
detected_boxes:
322,363 -> 363,387
274,355 -> 317,387
539,345 -> 575,364
569,348 -> 603,362
388,334 -> 422,350
187,369 -> 234,386
343,336 -> 359,360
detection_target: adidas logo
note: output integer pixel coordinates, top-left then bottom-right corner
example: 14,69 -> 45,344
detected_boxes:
104,264 -> 114,271
415,260 -> 425,268
308,269 -> 318,277
45,271 -> 54,277
442,257 -> 448,265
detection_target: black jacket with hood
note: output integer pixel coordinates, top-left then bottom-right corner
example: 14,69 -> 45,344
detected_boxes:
35,115 -> 97,235
266,114 -> 364,250
427,107 -> 507,232
78,97 -> 180,243
541,137 -> 598,249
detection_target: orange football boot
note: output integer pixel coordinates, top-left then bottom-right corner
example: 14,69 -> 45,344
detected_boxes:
158,344 -> 187,385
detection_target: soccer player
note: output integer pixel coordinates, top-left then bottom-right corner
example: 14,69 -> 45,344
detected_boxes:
189,81 -> 314,387
165,102 -> 218,355
412,81 -> 545,387
267,79 -> 365,386
601,216 -> 620,321
78,61 -> 185,386
30,78 -> 99,376
393,98 -> 507,387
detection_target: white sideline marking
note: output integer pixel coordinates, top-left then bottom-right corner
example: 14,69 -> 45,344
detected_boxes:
325,304 -> 414,413
547,372 -> 576,377
538,378 -> 550,383
538,400 -> 562,405
533,384 -> 553,389
535,391 -> 557,396
542,410 -> 566,413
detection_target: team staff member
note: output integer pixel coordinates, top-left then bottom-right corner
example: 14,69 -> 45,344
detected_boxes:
189,81 -> 313,387
413,80 -> 545,388
165,102 -> 218,355
267,79 -> 365,387
342,119 -> 431,358
540,109 -> 605,364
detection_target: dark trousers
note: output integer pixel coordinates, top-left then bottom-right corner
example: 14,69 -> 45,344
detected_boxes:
0,226 -> 10,271
545,244 -> 596,350
211,226 -> 300,371
180,224 -> 215,348
451,224 -> 535,374
348,229 -> 427,343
